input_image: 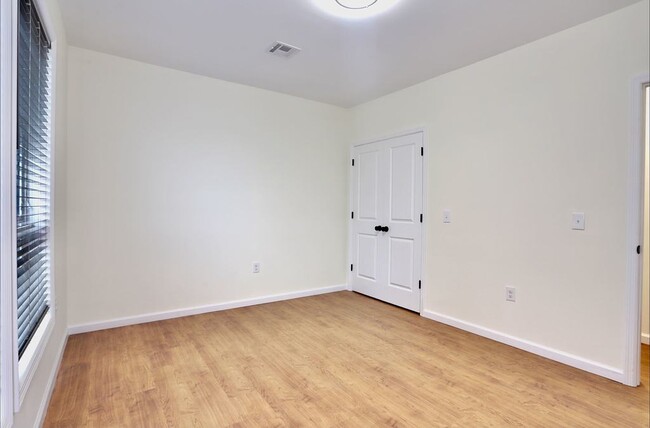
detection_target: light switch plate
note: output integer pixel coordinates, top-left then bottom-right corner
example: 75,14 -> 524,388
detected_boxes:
571,212 -> 585,230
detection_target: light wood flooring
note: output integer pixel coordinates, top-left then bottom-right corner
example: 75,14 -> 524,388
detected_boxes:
44,291 -> 650,427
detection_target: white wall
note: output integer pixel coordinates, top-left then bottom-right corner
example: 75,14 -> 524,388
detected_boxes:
12,0 -> 68,426
643,84 -> 649,345
351,1 -> 649,371
65,47 -> 351,328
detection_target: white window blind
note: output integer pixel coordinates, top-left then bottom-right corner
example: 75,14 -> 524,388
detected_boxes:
16,0 -> 52,359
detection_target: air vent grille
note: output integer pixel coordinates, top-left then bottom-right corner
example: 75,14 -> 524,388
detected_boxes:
268,41 -> 301,58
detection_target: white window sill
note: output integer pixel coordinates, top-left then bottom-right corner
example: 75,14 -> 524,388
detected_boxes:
17,309 -> 54,409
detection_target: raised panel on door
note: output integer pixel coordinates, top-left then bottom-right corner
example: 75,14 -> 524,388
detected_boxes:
390,143 -> 415,223
389,237 -> 414,290
358,151 -> 379,220
357,234 -> 378,281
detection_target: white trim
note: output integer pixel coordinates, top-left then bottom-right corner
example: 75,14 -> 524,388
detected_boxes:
68,284 -> 347,335
348,127 -> 427,313
623,73 -> 650,387
421,310 -> 625,384
33,331 -> 67,428
18,312 -> 53,406
642,333 -> 649,346
420,127 -> 428,314
347,144 -> 354,291
0,0 -> 16,423
353,127 -> 426,149
9,0 -> 19,413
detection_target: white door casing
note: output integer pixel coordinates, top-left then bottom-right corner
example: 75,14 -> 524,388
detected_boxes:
351,131 -> 423,312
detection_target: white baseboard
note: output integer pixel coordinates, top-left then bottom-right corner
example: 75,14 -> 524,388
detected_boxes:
34,332 -> 68,428
421,310 -> 625,384
68,284 -> 347,335
642,333 -> 649,345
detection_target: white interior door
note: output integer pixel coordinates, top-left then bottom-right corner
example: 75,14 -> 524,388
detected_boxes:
351,132 -> 423,312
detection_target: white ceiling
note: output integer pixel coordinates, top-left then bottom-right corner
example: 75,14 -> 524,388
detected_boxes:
59,0 -> 640,107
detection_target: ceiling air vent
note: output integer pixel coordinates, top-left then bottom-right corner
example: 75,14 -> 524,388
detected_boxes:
268,41 -> 301,58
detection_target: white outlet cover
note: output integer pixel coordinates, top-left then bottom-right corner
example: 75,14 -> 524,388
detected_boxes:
571,212 -> 585,230
252,262 -> 261,273
443,209 -> 452,224
505,286 -> 516,302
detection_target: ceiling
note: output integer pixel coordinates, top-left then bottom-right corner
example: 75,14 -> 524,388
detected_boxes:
59,0 -> 640,107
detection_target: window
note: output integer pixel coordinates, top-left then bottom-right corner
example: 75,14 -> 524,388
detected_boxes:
15,0 -> 52,362
2,0 -> 56,419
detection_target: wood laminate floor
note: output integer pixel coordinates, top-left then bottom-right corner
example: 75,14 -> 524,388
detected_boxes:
44,292 -> 650,427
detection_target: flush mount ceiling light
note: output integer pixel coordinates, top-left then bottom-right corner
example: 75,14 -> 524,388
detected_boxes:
335,0 -> 378,9
313,0 -> 400,19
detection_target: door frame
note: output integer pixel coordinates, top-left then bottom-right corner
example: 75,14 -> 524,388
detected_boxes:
347,128 -> 428,313
624,74 -> 649,387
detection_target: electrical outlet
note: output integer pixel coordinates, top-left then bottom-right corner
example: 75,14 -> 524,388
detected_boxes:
252,262 -> 261,274
443,209 -> 452,224
571,212 -> 585,231
505,286 -> 516,302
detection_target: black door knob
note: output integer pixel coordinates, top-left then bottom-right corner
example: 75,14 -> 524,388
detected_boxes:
380,226 -> 389,233
375,225 -> 382,231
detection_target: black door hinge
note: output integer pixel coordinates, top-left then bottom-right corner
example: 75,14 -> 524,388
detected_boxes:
351,212 -> 354,219
421,147 -> 424,156
420,213 -> 423,223
419,280 -> 422,290
351,264 -> 354,271
352,159 -> 355,166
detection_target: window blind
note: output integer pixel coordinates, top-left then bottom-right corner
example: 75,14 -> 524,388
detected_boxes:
16,0 -> 52,359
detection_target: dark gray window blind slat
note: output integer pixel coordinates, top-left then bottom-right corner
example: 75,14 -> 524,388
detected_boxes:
18,288 -> 49,344
17,268 -> 47,300
17,276 -> 48,314
17,215 -> 49,225
17,271 -> 47,316
16,0 -> 52,359
17,188 -> 50,197
17,257 -> 48,290
17,284 -> 47,330
17,206 -> 49,213
17,175 -> 49,188
17,140 -> 51,158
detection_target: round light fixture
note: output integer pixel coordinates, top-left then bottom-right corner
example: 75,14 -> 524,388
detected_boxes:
312,0 -> 400,19
335,0 -> 378,9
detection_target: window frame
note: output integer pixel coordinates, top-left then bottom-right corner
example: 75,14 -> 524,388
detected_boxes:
0,0 -> 58,418
0,0 -> 15,425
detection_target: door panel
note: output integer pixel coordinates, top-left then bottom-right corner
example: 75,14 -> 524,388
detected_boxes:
358,151 -> 380,220
389,237 -> 414,290
357,234 -> 378,280
351,132 -> 423,312
390,144 -> 415,223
